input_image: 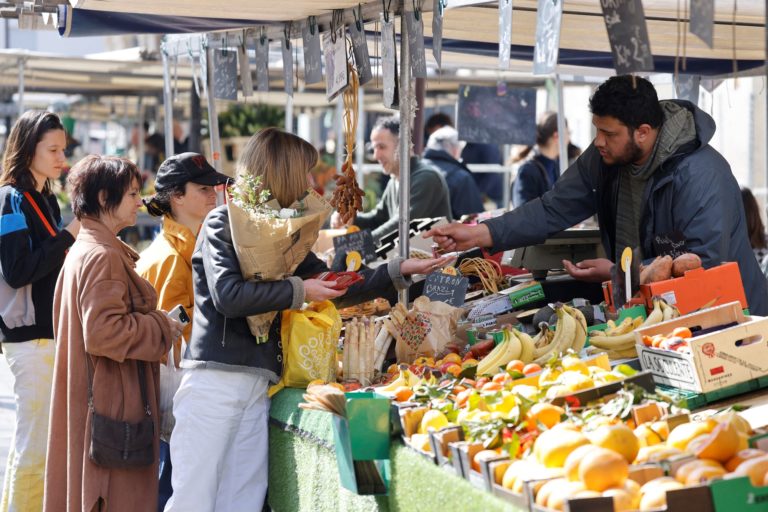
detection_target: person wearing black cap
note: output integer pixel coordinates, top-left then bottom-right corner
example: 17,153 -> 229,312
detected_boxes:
136,152 -> 229,511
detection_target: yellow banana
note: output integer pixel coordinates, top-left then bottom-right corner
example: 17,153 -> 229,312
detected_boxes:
513,329 -> 536,364
605,347 -> 638,359
588,332 -> 636,351
477,336 -> 522,375
551,305 -> 577,356
643,299 -> 664,326
380,366 -> 413,392
607,317 -> 634,336
562,305 -> 588,354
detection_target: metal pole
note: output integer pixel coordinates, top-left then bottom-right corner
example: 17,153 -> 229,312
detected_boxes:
502,144 -> 511,209
398,11 -> 412,305
413,77 -> 425,154
285,95 -> 294,133
205,46 -> 223,173
355,86 -> 365,188
137,96 -> 145,170
555,74 -> 568,174
161,50 -> 175,158
17,58 -> 24,117
189,83 -> 201,153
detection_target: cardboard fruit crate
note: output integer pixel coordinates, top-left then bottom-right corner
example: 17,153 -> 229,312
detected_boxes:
483,459 -> 530,511
455,441 -> 490,489
428,426 -> 464,476
710,476 -> 768,511
635,302 -> 768,393
639,262 -> 747,315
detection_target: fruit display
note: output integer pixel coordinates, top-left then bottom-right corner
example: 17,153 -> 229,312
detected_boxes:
587,299 -> 679,359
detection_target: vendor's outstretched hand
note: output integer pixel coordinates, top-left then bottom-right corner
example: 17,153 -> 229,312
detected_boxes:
303,279 -> 347,301
563,258 -> 613,283
330,211 -> 352,229
400,254 -> 458,277
422,223 -> 492,252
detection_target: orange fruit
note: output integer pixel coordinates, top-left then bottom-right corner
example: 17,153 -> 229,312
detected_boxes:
442,352 -> 462,365
506,360 -> 525,372
587,424 -> 640,464
725,449 -> 766,472
564,444 -> 601,481
694,421 -> 742,462
393,386 -> 414,402
475,377 -> 490,389
684,465 -> 726,486
675,459 -> 722,483
578,447 -> 629,492
671,327 -> 693,339
386,363 -> 399,375
492,372 -> 509,384
526,403 -> 565,431
523,363 -> 542,375
472,449 -> 501,472
731,454 -> 768,486
462,358 -> 479,369
455,389 -> 473,408
481,381 -> 503,392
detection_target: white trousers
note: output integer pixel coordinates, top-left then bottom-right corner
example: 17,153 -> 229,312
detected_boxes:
1,339 -> 55,512
164,368 -> 270,512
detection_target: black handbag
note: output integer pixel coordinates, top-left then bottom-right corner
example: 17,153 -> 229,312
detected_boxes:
86,354 -> 155,469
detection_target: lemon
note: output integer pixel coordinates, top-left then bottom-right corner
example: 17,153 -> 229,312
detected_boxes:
562,355 -> 590,375
534,426 -> 590,468
488,392 -> 518,417
418,410 -> 449,434
558,371 -> 595,392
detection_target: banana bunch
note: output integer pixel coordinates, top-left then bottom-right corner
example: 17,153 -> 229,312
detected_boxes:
475,328 -> 537,375
529,304 -> 588,365
588,299 -> 678,359
379,364 -> 420,393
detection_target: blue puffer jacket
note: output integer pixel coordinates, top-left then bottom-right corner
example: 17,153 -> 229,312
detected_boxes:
484,100 -> 768,315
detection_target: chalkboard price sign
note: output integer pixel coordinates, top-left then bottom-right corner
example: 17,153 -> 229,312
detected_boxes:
690,0 -> 714,48
213,49 -> 238,101
381,16 -> 399,109
423,272 -> 469,307
600,0 -> 654,74
333,230 -> 377,263
302,18 -> 323,85
405,4 -> 427,78
457,85 -> 536,145
533,0 -> 563,75
652,231 -> 688,259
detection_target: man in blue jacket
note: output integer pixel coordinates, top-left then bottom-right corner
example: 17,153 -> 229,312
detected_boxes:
423,126 -> 485,219
426,75 -> 768,315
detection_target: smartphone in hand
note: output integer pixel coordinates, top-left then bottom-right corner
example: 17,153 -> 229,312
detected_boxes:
168,304 -> 191,325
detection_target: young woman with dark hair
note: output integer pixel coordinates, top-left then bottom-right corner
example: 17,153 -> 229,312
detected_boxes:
0,110 -> 79,511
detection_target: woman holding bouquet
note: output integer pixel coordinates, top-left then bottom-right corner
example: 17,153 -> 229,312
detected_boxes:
165,128 -> 451,511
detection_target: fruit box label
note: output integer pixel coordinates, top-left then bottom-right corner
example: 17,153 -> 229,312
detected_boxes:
637,346 -> 700,390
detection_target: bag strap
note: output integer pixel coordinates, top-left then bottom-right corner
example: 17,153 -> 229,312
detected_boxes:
22,191 -> 57,237
85,292 -> 151,417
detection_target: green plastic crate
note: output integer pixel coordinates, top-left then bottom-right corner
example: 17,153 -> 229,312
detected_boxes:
657,375 -> 768,410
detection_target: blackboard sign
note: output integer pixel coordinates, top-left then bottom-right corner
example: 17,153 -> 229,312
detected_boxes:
333,230 -> 377,263
600,0 -> 654,74
690,0 -> 714,48
498,0 -> 512,69
457,85 -> 536,145
652,230 -> 688,259
323,28 -> 349,101
302,18 -> 323,85
675,75 -> 700,105
349,20 -> 373,85
432,0 -> 444,69
281,38 -> 293,97
237,40 -> 253,97
405,5 -> 427,78
381,16 -> 399,109
213,49 -> 238,101
423,272 -> 469,307
254,34 -> 269,92
533,0 -> 563,75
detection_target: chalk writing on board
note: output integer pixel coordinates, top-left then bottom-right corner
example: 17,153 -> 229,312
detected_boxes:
381,16 -> 398,109
498,0 -> 512,69
432,0 -> 444,69
457,85 -> 536,145
333,230 -> 377,263
323,28 -> 349,101
423,272 -> 469,307
600,0 -> 654,74
302,19 -> 323,85
254,35 -> 269,92
349,21 -> 373,85
281,38 -> 293,97
533,0 -> 563,75
406,5 -> 427,78
690,0 -> 714,48
213,49 -> 238,101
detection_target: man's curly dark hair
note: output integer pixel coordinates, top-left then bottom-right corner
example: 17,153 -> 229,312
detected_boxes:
589,75 -> 664,132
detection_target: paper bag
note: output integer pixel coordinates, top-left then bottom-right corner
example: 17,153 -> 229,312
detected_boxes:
228,188 -> 333,340
393,296 -> 462,363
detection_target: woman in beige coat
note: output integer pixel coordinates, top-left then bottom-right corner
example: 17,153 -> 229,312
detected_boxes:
44,155 -> 183,512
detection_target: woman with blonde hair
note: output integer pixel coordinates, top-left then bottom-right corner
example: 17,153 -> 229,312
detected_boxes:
165,128 -> 451,511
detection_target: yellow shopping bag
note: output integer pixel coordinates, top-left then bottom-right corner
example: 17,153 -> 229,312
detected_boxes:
268,300 -> 342,397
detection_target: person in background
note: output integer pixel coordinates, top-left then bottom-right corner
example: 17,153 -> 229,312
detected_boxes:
0,110 -> 79,512
426,75 -> 768,316
424,112 -> 505,208
740,187 -> 768,264
309,155 -> 336,197
330,116 -> 452,241
136,153 -> 230,511
45,155 -> 182,512
423,126 -> 484,218
165,128 -> 451,511
511,112 -> 569,207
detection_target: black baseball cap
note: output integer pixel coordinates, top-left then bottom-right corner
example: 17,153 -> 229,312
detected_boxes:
154,152 -> 230,191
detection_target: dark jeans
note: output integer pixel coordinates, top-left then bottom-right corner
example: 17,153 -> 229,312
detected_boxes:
158,440 -> 173,511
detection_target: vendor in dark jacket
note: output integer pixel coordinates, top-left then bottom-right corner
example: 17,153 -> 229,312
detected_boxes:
512,111 -> 568,207
426,75 -> 768,316
423,126 -> 484,219
331,116 -> 452,241
166,128 -> 453,512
